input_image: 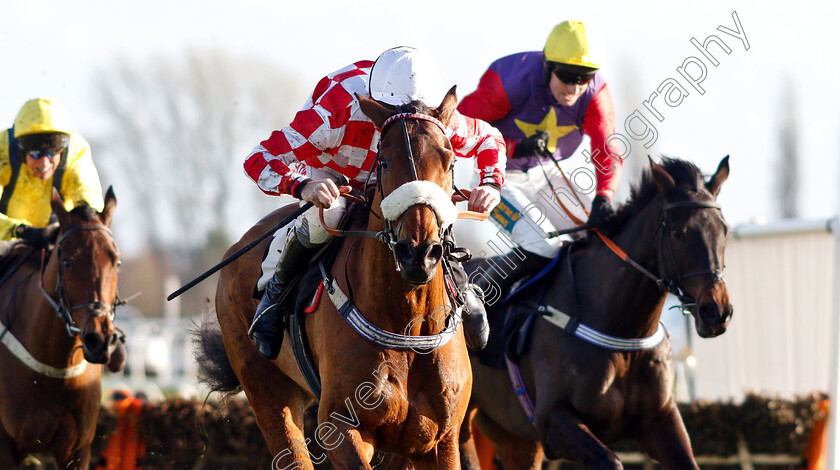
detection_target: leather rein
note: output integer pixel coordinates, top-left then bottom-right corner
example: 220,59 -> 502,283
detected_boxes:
318,112 -> 487,249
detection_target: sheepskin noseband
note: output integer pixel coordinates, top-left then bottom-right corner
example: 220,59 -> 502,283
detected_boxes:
379,180 -> 457,229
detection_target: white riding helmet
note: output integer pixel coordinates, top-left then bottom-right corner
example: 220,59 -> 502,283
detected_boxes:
369,46 -> 445,107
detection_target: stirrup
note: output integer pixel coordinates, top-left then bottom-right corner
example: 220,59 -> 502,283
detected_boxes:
458,282 -> 485,304
248,302 -> 281,337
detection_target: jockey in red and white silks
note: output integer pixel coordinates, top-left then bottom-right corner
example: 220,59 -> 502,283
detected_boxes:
244,46 -> 506,359
245,56 -> 505,253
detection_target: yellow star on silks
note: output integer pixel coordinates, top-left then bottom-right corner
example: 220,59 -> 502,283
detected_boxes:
514,108 -> 578,153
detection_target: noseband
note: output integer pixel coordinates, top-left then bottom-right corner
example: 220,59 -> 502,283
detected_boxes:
40,225 -> 125,337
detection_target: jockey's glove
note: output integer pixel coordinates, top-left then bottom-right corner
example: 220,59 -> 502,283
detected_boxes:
15,222 -> 60,249
587,195 -> 614,229
512,130 -> 553,158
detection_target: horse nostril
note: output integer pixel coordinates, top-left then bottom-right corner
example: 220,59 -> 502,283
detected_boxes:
425,243 -> 443,265
699,304 -> 722,325
723,304 -> 734,323
394,241 -> 413,263
83,333 -> 105,354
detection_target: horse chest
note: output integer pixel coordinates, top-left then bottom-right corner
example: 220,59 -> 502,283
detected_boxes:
14,401 -> 92,457
369,358 -> 469,452
570,350 -> 671,422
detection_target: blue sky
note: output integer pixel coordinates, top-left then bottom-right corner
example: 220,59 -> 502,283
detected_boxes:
3,0 -> 840,254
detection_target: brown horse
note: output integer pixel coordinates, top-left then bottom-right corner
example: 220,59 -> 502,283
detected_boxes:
0,188 -> 124,469
200,89 -> 474,469
459,157 -> 732,469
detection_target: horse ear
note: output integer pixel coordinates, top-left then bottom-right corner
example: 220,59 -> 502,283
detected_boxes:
357,93 -> 392,129
706,155 -> 730,197
436,86 -> 458,127
50,188 -> 68,222
649,156 -> 676,195
101,186 -> 117,226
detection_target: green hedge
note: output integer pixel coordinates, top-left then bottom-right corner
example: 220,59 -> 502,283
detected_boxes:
91,392 -> 827,469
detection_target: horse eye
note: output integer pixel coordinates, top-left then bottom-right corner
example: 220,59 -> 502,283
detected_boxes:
62,259 -> 71,269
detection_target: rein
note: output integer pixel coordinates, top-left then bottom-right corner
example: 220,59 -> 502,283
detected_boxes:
305,112 -> 480,352
40,225 -> 125,338
590,204 -> 723,316
318,112 -> 487,267
544,166 -> 725,315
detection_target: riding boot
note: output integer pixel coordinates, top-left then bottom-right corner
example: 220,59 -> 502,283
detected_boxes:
450,262 -> 490,351
249,232 -> 318,360
463,250 -> 553,305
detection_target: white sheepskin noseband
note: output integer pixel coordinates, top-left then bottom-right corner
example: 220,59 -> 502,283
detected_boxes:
379,180 -> 457,229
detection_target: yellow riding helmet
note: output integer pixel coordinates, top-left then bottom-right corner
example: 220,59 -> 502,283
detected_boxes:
544,20 -> 599,69
13,97 -> 73,138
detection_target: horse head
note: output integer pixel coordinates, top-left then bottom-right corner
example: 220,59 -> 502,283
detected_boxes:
49,187 -> 125,370
358,86 -> 458,285
650,156 -> 733,337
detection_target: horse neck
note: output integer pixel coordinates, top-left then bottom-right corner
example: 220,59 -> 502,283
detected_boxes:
578,197 -> 668,337
348,217 -> 448,334
21,249 -> 86,368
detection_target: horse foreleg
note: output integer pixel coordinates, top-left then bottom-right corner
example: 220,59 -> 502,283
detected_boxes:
474,410 -> 542,470
236,350 -> 315,469
431,428 -> 461,470
245,379 -> 314,469
322,424 -> 375,470
540,405 -> 622,470
60,445 -> 91,470
635,402 -> 699,470
0,428 -> 21,469
457,409 -> 482,470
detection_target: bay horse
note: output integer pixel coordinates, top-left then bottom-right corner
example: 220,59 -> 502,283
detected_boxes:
200,89 -> 475,469
460,157 -> 732,469
0,187 -> 124,469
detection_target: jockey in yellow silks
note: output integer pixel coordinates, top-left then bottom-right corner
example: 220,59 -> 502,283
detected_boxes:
0,98 -> 104,250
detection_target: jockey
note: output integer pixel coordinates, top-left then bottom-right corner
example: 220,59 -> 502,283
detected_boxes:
244,46 -> 506,360
458,20 -> 623,295
0,98 -> 104,254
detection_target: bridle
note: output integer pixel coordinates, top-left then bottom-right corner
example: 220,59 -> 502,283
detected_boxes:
319,112 -> 457,270
40,224 -> 125,338
655,200 -> 726,316
595,199 -> 725,316
377,113 -> 452,267
548,162 -> 727,318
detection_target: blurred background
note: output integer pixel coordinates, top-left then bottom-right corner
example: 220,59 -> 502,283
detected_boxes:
2,0 -> 840,463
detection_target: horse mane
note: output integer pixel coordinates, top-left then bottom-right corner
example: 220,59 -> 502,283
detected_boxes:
67,202 -> 101,222
393,100 -> 434,115
578,156 -> 708,243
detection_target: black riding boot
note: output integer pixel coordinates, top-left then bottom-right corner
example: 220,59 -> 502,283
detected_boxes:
463,250 -> 552,305
451,262 -> 490,351
249,232 -> 318,360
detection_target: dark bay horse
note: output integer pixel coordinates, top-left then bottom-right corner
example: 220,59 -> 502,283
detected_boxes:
460,157 -> 732,469
0,188 -> 124,469
201,89 -> 475,469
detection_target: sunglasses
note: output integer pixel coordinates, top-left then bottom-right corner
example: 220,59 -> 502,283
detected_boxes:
23,147 -> 65,160
552,67 -> 594,86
